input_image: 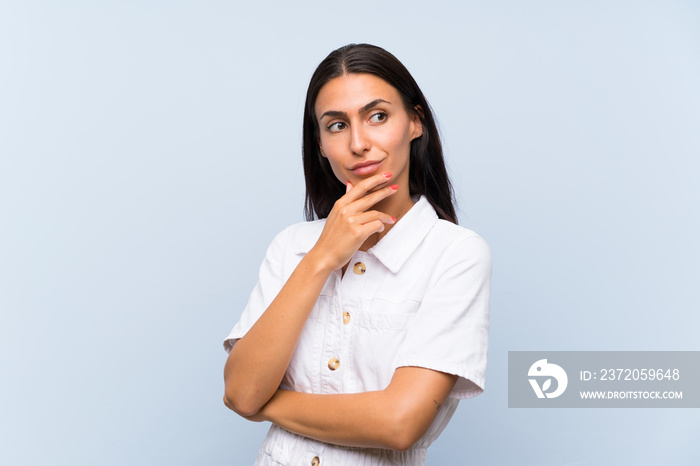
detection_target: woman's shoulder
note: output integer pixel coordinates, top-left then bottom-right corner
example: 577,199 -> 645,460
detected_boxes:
431,219 -> 489,247
426,219 -> 491,265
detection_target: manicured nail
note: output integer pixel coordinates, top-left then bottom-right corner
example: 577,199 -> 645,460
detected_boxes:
383,172 -> 392,179
391,216 -> 396,222
389,184 -> 399,190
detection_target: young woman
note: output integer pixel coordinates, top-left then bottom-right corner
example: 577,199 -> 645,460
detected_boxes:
223,43 -> 491,466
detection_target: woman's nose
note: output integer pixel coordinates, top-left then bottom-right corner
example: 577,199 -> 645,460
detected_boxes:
350,124 -> 371,155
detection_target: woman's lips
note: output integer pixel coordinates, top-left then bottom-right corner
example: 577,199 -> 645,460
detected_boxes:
350,160 -> 383,176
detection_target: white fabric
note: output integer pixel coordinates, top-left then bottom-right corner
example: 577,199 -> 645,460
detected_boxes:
224,195 -> 491,466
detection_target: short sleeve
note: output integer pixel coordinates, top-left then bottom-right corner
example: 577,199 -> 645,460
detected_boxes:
394,235 -> 492,399
222,227 -> 289,353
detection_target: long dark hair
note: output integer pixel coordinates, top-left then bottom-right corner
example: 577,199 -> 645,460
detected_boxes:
302,43 -> 457,224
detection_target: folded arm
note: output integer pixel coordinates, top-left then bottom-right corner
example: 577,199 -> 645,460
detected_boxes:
247,366 -> 458,452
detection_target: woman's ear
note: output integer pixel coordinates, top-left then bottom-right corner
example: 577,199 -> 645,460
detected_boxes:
411,105 -> 424,140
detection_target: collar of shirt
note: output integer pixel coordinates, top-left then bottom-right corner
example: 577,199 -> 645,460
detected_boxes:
293,195 -> 440,274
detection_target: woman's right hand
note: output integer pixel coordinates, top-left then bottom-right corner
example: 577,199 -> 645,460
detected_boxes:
309,171 -> 398,272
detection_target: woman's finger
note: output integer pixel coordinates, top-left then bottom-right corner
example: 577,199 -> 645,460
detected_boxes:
348,210 -> 396,228
349,183 -> 399,214
358,219 -> 387,236
346,180 -> 353,194
341,172 -> 393,203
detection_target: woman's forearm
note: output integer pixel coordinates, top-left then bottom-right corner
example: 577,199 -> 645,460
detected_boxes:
224,250 -> 333,416
258,367 -> 458,451
261,389 -> 406,450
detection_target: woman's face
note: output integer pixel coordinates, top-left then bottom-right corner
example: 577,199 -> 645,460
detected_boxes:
314,73 -> 422,191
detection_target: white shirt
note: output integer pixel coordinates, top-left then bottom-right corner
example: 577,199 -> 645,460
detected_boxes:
224,195 -> 491,466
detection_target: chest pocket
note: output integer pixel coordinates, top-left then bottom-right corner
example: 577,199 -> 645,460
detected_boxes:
349,299 -> 420,391
354,299 -> 420,329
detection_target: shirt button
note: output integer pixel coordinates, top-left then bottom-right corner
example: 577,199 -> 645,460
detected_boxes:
342,311 -> 351,325
353,262 -> 366,275
328,358 -> 340,371
311,457 -> 320,466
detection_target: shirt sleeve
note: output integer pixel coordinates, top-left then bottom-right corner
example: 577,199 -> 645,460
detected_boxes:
222,227 -> 289,353
393,235 -> 492,399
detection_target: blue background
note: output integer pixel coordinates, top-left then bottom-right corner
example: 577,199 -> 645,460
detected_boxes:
1,1 -> 699,464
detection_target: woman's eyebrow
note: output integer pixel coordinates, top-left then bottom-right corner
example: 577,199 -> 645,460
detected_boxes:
359,99 -> 391,114
319,99 -> 392,120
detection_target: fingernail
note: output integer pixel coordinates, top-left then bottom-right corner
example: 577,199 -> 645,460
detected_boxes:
383,172 -> 392,179
390,184 -> 399,190
391,216 -> 396,222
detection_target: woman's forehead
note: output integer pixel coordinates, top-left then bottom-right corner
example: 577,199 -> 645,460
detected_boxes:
315,73 -> 401,116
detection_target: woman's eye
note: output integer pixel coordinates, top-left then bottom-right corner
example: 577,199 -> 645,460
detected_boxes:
328,122 -> 346,132
369,112 -> 387,123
